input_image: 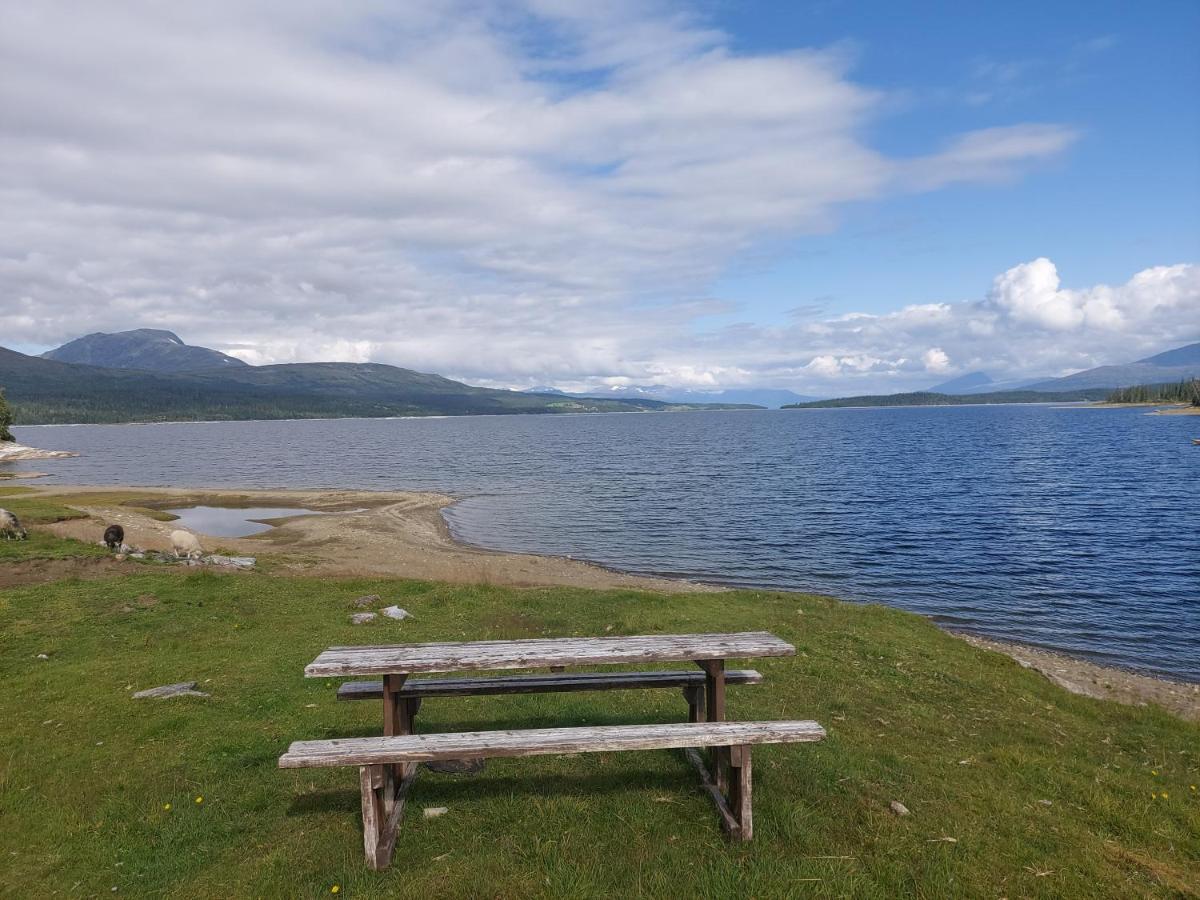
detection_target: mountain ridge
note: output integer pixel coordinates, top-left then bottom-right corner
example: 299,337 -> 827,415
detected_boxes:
0,345 -> 757,425
43,328 -> 249,373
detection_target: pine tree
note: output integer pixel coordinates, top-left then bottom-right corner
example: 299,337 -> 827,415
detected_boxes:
0,388 -> 14,442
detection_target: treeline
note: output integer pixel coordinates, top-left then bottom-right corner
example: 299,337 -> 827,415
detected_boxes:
0,388 -> 13,441
1106,379 -> 1200,405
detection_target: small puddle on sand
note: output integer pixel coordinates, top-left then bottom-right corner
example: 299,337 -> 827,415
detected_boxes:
163,506 -> 326,537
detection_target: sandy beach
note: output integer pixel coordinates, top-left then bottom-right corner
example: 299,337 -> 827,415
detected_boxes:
25,483 -> 715,594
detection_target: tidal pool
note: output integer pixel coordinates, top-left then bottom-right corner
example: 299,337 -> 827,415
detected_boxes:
163,506 -> 323,537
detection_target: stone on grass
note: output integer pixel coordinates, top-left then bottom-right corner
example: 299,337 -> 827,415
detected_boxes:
351,612 -> 378,625
382,605 -> 412,620
132,681 -> 210,699
424,758 -> 486,776
422,806 -> 448,819
203,554 -> 255,569
890,800 -> 910,817
354,594 -> 381,608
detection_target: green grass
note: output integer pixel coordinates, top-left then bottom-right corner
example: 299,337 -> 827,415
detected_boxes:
1,548 -> 1197,897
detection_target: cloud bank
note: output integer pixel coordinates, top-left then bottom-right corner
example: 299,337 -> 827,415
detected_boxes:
1,1 -> 1190,395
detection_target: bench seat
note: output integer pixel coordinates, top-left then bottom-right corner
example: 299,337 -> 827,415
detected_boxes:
280,719 -> 823,767
280,720 -> 825,868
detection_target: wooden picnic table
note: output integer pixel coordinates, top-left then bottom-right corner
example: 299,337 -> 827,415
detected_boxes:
306,631 -> 793,731
306,632 -> 795,793
292,632 -> 814,866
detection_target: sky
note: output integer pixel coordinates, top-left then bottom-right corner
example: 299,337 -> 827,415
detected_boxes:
1,0 -> 1198,395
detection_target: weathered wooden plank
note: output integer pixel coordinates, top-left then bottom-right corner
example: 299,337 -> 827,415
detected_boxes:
374,766 -> 417,870
729,745 -> 753,841
306,632 -> 794,677
279,720 -> 825,768
336,669 -> 764,701
683,747 -> 739,835
359,765 -> 383,869
700,659 -> 728,794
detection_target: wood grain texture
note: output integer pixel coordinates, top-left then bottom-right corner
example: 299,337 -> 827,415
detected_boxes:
306,632 -> 794,677
684,747 -> 740,835
336,669 -> 764,701
279,720 -> 825,768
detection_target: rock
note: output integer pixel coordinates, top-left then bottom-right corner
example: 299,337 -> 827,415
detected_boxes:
353,594 -> 381,608
351,612 -> 378,625
422,806 -> 449,819
424,758 -> 486,776
132,682 -> 210,699
202,554 -> 255,569
889,800 -> 910,817
382,605 -> 412,620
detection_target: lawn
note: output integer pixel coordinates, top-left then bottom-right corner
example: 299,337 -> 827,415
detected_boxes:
0,542 -> 1197,897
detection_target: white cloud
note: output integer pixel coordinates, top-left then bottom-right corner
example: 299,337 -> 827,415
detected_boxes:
0,2 -> 1182,398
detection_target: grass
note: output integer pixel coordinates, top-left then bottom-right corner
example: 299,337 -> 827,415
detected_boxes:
0,542 -> 1197,897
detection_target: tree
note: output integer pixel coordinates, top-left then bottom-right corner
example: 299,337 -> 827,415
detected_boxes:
0,387 -> 14,442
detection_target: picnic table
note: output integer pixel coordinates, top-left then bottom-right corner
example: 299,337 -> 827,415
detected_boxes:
285,631 -> 824,869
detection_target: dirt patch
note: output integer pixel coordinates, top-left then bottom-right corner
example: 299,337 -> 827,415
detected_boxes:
955,633 -> 1200,722
0,556 -> 133,589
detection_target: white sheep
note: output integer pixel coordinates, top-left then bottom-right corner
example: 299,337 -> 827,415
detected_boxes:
170,529 -> 203,559
0,508 -> 27,540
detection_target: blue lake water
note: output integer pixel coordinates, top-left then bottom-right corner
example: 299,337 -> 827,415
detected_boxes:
9,407 -> 1199,680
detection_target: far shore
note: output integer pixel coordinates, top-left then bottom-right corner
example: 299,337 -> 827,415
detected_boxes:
7,481 -> 1197,721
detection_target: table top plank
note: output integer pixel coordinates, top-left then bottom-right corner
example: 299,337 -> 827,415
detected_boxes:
305,632 -> 794,677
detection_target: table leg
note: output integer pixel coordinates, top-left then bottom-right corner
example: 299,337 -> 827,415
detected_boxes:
382,673 -> 410,780
698,659 -> 727,794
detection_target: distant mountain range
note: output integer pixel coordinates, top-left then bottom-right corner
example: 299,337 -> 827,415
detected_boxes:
43,328 -> 248,372
1,330 -> 758,425
524,385 -> 817,408
925,342 -> 1200,395
795,341 -> 1200,409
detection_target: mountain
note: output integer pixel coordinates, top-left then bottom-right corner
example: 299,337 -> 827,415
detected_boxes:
1023,341 -> 1200,391
783,387 -> 1111,409
0,346 -> 756,425
927,372 -> 993,393
524,384 -> 817,408
42,329 -> 248,373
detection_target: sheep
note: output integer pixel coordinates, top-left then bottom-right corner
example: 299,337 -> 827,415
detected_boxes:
0,508 -> 27,540
103,524 -> 125,551
170,529 -> 203,560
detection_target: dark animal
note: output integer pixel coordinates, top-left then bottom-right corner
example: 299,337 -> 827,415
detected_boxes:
104,524 -> 125,551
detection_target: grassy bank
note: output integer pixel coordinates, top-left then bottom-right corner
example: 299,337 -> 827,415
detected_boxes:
1,540 -> 1197,898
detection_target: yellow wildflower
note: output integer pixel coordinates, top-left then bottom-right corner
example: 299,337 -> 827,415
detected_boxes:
163,803 -> 171,811
195,796 -> 203,804
1161,792 -> 1169,799
331,887 -> 340,895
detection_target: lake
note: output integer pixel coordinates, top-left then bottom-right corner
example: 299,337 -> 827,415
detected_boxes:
9,406 -> 1199,680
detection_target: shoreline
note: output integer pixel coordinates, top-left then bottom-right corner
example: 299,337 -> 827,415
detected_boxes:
6,482 -> 1197,720
0,440 -> 79,462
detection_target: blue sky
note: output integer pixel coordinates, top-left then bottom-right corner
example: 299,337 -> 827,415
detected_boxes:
707,0 -> 1200,321
1,0 -> 1197,394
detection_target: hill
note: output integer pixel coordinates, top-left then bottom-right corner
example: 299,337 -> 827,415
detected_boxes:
0,347 -> 754,425
783,388 -> 1110,409
42,329 -> 248,372
1024,341 -> 1200,391
926,371 -> 994,393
